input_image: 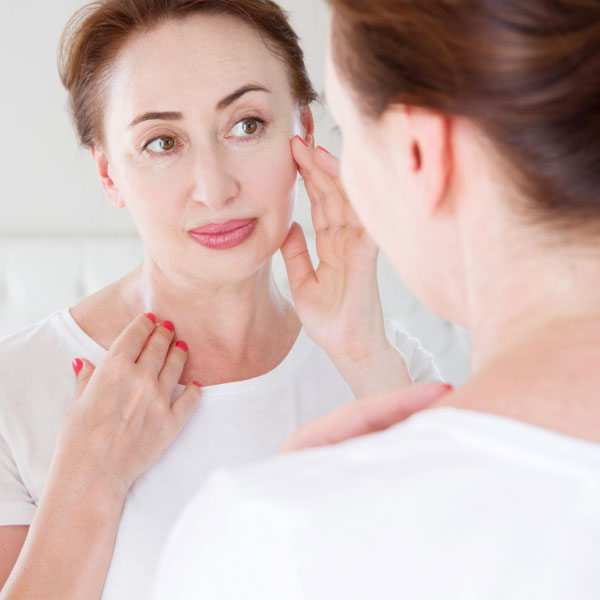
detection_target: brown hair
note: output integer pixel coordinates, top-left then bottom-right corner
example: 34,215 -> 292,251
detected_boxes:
59,0 -> 317,148
327,0 -> 600,226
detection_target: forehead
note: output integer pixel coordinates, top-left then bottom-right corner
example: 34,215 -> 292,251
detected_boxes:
107,13 -> 292,117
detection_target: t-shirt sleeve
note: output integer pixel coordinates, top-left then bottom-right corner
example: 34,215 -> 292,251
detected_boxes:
0,432 -> 36,526
384,319 -> 444,384
152,470 -> 303,600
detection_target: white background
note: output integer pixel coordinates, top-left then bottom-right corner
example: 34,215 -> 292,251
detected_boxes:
0,0 -> 469,383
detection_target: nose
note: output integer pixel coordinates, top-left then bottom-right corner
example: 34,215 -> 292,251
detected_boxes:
189,146 -> 239,210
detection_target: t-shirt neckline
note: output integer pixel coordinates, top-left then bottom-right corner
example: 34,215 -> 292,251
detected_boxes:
60,308 -> 314,396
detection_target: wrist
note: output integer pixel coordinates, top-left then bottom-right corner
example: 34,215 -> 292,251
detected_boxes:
45,458 -> 127,519
334,343 -> 413,398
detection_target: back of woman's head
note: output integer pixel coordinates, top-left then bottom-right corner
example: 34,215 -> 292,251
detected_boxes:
59,0 -> 317,148
327,0 -> 600,228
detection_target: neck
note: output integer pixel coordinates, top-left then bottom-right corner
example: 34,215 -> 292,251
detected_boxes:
447,225 -> 600,441
116,257 -> 300,385
467,234 -> 600,373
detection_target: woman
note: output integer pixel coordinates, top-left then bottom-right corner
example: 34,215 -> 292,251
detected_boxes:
0,1 -> 443,598
153,0 -> 600,598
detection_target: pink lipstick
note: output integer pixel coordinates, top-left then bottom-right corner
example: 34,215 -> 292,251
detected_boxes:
189,219 -> 256,250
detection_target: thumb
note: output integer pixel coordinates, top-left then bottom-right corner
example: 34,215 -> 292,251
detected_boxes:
71,358 -> 96,401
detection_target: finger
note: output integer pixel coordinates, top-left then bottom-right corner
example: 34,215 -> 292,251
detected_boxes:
158,340 -> 189,393
294,138 -> 346,229
280,383 -> 453,453
170,383 -> 201,431
291,134 -> 314,170
306,148 -> 347,228
106,313 -> 157,362
281,222 -> 317,296
314,147 -> 363,228
314,145 -> 340,178
292,138 -> 327,232
301,175 -> 328,232
71,358 -> 96,401
136,321 -> 176,374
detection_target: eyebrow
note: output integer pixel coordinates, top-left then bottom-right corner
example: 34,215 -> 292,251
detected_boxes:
129,111 -> 182,129
216,84 -> 270,110
128,85 -> 271,129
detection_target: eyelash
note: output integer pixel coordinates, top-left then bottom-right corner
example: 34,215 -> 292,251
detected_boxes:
141,116 -> 267,155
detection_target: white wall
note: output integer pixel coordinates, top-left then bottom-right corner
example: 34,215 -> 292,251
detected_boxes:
0,0 -> 470,384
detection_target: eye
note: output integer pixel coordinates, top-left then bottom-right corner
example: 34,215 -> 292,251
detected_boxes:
144,135 -> 177,153
229,118 -> 264,139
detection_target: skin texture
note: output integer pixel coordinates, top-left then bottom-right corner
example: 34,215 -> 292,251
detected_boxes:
303,21 -> 600,446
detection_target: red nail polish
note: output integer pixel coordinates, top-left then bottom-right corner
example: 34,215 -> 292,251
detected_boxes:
193,381 -> 201,388
160,321 -> 174,332
145,312 -> 157,324
295,135 -> 308,147
317,145 -> 331,155
72,358 -> 83,376
175,341 -> 188,351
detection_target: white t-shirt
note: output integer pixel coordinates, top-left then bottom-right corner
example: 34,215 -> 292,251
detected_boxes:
0,308 -> 439,599
155,407 -> 600,600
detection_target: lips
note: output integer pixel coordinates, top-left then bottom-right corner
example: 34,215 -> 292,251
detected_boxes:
189,218 -> 257,250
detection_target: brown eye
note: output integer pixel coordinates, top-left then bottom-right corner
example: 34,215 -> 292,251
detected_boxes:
158,136 -> 175,150
230,118 -> 263,138
146,136 -> 176,153
242,119 -> 258,134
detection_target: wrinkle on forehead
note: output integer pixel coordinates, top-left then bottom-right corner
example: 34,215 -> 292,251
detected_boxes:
105,13 -> 293,129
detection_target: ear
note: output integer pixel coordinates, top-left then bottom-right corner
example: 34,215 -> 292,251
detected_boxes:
377,106 -> 452,216
406,107 -> 453,216
90,146 -> 124,208
299,105 -> 315,147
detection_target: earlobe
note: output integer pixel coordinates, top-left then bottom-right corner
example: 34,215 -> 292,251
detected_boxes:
90,146 -> 125,208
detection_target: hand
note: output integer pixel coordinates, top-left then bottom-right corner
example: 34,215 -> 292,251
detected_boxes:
282,136 -> 412,396
281,383 -> 453,453
51,314 -> 200,501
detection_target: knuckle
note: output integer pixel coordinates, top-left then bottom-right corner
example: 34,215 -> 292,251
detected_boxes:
106,353 -> 133,379
135,370 -> 160,395
145,399 -> 168,422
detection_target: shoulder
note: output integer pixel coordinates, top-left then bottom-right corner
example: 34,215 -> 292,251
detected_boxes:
157,409 -> 600,599
0,310 -> 72,363
0,310 -> 88,416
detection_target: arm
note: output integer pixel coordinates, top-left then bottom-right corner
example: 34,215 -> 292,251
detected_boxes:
0,314 -> 200,599
0,528 -> 27,590
1,478 -> 124,599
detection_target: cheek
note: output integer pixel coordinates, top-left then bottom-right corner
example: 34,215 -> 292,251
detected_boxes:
241,138 -> 298,224
117,167 -> 182,227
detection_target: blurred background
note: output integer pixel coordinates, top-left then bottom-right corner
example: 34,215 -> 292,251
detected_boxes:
0,0 -> 470,384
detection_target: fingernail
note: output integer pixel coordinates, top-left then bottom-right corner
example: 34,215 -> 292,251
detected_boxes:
317,145 -> 331,155
175,341 -> 188,351
193,381 -> 201,388
160,320 -> 174,332
72,358 -> 83,376
295,135 -> 308,147
145,312 -> 157,324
